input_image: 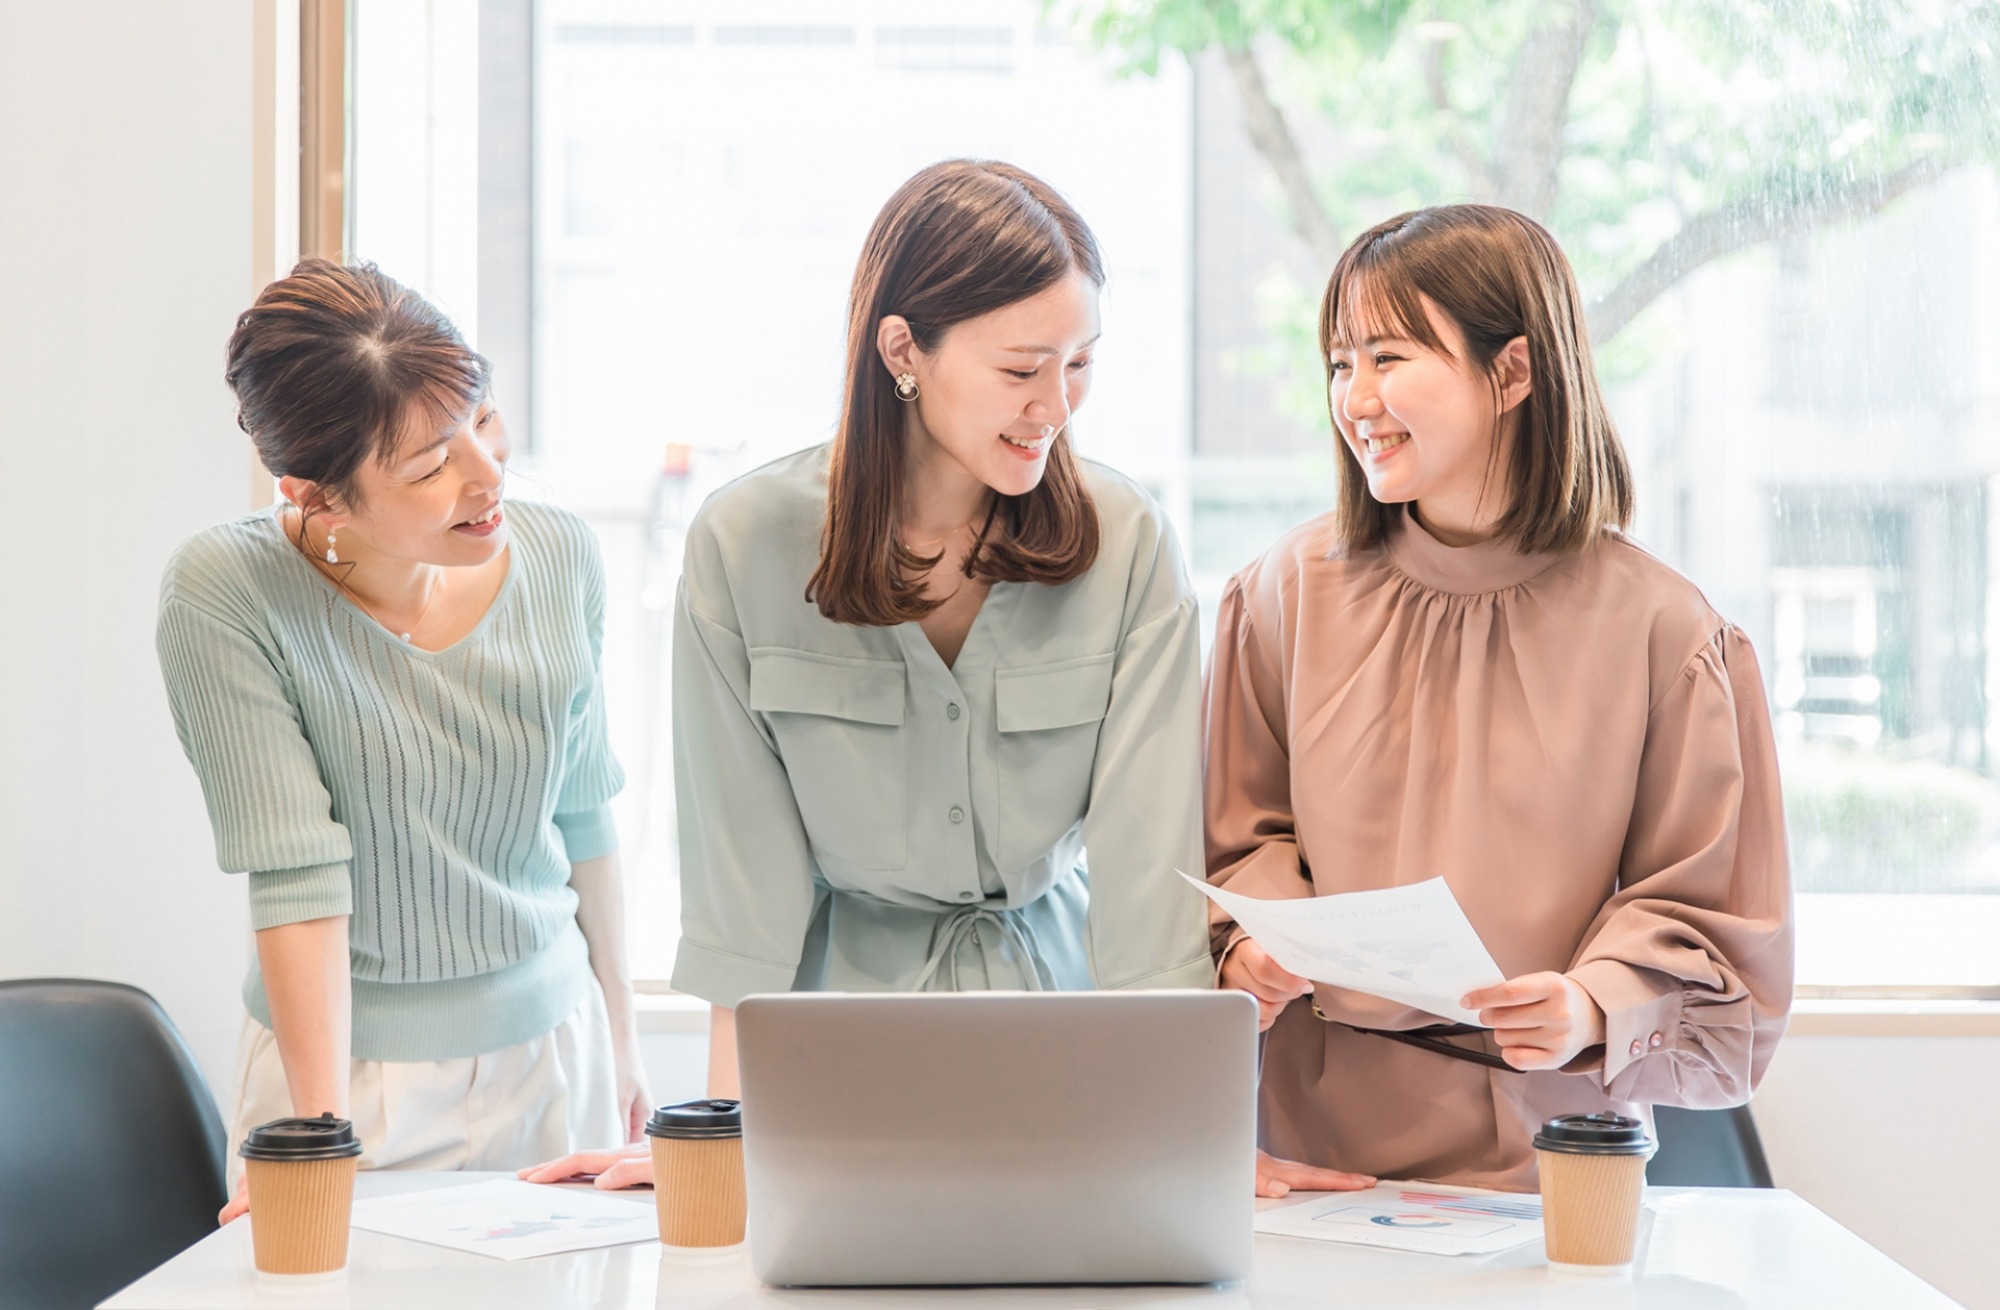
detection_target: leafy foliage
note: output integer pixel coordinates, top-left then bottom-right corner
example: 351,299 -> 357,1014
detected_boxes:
1061,0 -> 2000,340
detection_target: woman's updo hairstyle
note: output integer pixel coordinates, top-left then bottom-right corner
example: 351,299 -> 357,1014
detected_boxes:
225,259 -> 489,521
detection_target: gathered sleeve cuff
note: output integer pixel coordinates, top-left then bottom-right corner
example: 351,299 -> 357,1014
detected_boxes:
666,543 -> 820,1009
553,803 -> 619,864
1201,574 -> 1315,959
1566,625 -> 1794,1107
246,862 -> 353,930
1081,590 -> 1214,991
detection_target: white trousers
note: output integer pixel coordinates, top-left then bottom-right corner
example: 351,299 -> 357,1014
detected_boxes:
224,978 -> 621,1191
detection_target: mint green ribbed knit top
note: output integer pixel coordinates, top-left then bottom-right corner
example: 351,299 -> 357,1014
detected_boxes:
156,499 -> 623,1060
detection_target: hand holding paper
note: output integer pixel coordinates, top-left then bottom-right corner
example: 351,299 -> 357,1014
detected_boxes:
1183,873 -> 1504,1026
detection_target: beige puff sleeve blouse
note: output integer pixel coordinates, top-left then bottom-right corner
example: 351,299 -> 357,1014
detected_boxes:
1204,506 -> 1793,1190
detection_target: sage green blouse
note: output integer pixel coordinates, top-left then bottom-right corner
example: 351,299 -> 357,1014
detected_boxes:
668,444 -> 1213,1008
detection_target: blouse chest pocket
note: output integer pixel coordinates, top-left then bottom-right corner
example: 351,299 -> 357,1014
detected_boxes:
749,649 -> 907,872
993,652 -> 1115,871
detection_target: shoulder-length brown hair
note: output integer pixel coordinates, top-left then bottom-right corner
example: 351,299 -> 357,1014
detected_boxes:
807,159 -> 1102,626
1317,204 -> 1632,555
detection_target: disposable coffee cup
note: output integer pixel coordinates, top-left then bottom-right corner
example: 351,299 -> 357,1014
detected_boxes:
239,1113 -> 364,1275
1534,1113 -> 1654,1275
645,1099 -> 746,1250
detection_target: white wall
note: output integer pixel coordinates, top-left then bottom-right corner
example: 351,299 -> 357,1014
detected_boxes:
1754,1028 -> 2000,1310
0,2 -> 262,1099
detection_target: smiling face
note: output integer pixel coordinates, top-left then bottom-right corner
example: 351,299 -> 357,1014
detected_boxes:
305,394 -> 513,569
890,269 -> 1100,500
1329,289 -> 1530,543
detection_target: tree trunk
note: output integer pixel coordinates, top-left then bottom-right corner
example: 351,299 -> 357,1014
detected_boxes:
1586,160 -> 1947,343
1216,40 -> 1345,269
1492,0 -> 1597,217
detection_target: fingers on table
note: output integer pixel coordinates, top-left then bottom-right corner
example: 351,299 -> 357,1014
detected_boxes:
595,1156 -> 656,1190
517,1151 -> 623,1183
217,1179 -> 249,1226
1258,1151 -> 1378,1198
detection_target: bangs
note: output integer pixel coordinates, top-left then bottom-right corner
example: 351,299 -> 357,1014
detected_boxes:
1327,259 -> 1451,359
1315,203 -> 1634,558
370,349 -> 490,466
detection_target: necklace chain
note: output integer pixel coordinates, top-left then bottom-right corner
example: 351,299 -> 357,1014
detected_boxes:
901,515 -> 977,554
901,496 -> 995,555
297,513 -> 444,642
362,569 -> 443,643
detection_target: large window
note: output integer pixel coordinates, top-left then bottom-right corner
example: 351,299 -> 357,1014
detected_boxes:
351,0 -> 2000,995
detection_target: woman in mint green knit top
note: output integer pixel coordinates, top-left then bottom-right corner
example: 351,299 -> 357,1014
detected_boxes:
157,261 -> 648,1223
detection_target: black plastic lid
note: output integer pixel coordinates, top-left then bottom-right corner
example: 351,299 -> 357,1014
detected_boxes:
1533,1112 -> 1654,1157
645,1099 -> 742,1140
238,1113 -> 363,1162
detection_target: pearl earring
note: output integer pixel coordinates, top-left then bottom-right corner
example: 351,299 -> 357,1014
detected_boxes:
325,529 -> 338,565
894,372 -> 919,402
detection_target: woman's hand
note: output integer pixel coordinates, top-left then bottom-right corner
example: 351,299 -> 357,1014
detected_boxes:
218,1176 -> 250,1225
517,1143 -> 655,1190
614,1043 -> 652,1145
569,853 -> 653,1142
1218,938 -> 1313,1031
1462,972 -> 1606,1071
1255,1149 -> 1376,1198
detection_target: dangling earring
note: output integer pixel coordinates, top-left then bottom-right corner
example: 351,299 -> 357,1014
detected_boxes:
894,372 -> 919,402
325,528 -> 339,565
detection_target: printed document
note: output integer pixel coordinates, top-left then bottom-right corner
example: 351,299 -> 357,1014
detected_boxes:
1256,1182 -> 1544,1256
1181,872 -> 1505,1024
350,1178 -> 658,1260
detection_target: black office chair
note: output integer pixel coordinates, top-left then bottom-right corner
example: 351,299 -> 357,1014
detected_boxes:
0,979 -> 228,1310
1646,1103 -> 1775,1188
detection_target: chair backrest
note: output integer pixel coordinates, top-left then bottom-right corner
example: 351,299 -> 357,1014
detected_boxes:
1646,1103 -> 1775,1188
0,979 -> 228,1310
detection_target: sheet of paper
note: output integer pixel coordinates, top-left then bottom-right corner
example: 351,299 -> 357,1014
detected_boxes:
1181,872 -> 1504,1025
1255,1182 -> 1544,1256
349,1178 -> 658,1260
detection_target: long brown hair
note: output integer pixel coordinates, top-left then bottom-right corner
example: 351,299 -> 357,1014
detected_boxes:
225,259 -> 489,553
807,160 -> 1103,626
1317,205 -> 1632,555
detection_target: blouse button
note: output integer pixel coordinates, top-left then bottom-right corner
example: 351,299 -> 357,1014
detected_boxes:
948,806 -> 965,824
947,702 -> 962,721
1648,1032 -> 1664,1049
958,890 -> 977,902
1628,1039 -> 1644,1058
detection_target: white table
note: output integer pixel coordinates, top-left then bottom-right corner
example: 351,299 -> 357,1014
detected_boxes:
100,1172 -> 1961,1309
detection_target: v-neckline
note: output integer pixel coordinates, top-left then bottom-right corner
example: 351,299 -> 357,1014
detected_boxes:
900,580 -> 1019,681
264,508 -> 518,661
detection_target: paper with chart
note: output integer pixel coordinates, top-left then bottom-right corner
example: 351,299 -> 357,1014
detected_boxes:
1181,873 -> 1504,1025
349,1178 -> 658,1260
1255,1182 -> 1544,1256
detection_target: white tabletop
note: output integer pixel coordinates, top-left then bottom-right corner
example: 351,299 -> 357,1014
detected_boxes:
100,1172 -> 1961,1309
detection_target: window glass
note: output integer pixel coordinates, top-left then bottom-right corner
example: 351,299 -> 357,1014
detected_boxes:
352,0 -> 2000,992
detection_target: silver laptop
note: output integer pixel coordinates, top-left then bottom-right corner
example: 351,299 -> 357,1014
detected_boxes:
734,989 -> 1257,1287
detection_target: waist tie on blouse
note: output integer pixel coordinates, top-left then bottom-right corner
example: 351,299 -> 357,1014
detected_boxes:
910,903 -> 1055,993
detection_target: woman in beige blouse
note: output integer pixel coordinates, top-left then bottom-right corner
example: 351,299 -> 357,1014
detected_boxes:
1208,204 -> 1793,1196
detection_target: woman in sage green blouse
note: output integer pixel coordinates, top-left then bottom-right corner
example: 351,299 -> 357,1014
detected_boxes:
525,159 -> 1212,1190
